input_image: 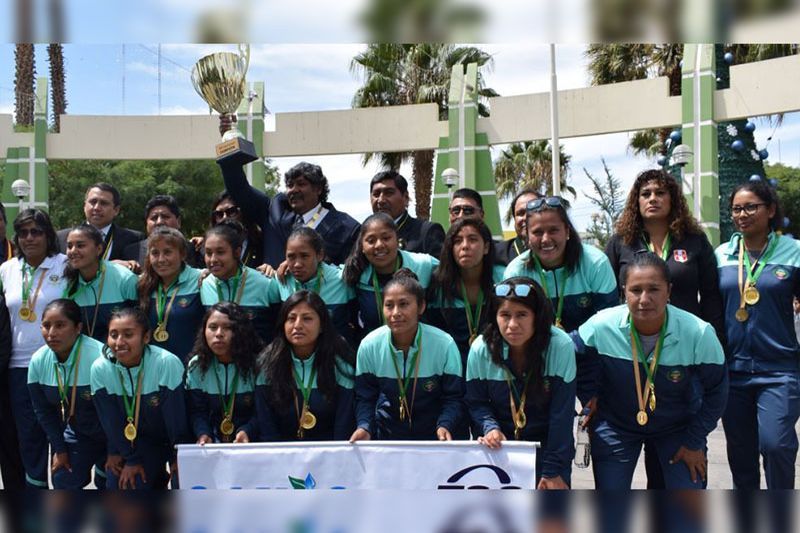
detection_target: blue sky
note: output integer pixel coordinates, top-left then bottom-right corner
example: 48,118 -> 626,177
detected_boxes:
1,43 -> 799,231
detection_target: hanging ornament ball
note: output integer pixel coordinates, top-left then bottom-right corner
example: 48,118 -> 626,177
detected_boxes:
784,217 -> 791,228
657,155 -> 668,166
749,174 -> 762,182
724,52 -> 734,64
759,149 -> 769,160
731,140 -> 745,152
769,178 -> 778,188
744,121 -> 756,133
669,130 -> 682,142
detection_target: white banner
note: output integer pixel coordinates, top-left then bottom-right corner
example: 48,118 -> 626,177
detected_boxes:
177,441 -> 538,490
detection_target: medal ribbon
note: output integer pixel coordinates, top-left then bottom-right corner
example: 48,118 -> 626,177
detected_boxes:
292,356 -> 318,418
460,281 -> 484,341
4,239 -> 12,261
155,278 -> 181,331
54,336 -> 83,420
117,351 -> 146,440
512,237 -> 525,257
741,233 -> 779,288
293,265 -> 323,294
303,205 -> 325,228
371,257 -> 400,325
629,311 -> 667,416
502,360 -> 535,439
212,361 -> 240,423
21,261 -> 46,311
101,231 -> 114,261
644,232 -> 672,261
389,327 -> 423,421
215,267 -> 248,304
532,254 -> 568,326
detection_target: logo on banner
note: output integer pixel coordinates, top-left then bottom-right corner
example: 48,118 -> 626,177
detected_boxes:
673,250 -> 688,263
438,464 -> 521,489
289,473 -> 317,490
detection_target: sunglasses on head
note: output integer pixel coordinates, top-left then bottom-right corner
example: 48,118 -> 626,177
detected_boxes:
213,206 -> 240,220
526,197 -> 564,213
495,282 -> 533,298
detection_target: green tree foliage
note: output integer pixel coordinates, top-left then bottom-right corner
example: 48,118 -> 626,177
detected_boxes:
582,158 -> 624,249
351,43 -> 498,220
48,159 -> 245,237
767,163 -> 800,237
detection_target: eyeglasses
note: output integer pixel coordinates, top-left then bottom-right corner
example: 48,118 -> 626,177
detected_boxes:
17,228 -> 44,239
213,206 -> 240,220
449,205 -> 479,216
731,203 -> 766,217
526,197 -> 564,213
495,282 -> 533,298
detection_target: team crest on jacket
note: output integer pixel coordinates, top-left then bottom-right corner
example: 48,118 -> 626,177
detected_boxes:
577,296 -> 592,308
775,268 -> 788,280
177,297 -> 191,308
423,379 -> 437,392
148,394 -> 160,407
49,274 -> 61,284
81,390 -> 92,401
668,369 -> 683,383
673,249 -> 688,263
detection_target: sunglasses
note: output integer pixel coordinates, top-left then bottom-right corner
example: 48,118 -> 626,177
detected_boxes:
449,205 -> 479,216
213,206 -> 241,220
495,282 -> 533,298
17,228 -> 44,239
526,197 -> 564,213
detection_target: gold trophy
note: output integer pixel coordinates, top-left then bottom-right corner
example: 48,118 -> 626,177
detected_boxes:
191,44 -> 258,165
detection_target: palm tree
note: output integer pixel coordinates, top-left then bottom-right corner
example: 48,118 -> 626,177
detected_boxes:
351,44 -> 499,220
493,140 -> 572,222
14,44 -> 35,128
48,44 -> 66,132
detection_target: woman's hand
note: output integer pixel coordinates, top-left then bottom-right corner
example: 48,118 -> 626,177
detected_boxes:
118,464 -> 147,490
52,452 -> 72,474
581,397 -> 598,428
190,236 -> 204,252
234,430 -> 250,443
112,259 -> 140,274
477,429 -> 506,449
256,263 -> 276,277
349,428 -> 371,443
105,454 -> 123,477
537,475 -> 569,490
671,446 -> 707,484
197,268 -> 210,288
436,427 -> 452,441
196,434 -> 213,446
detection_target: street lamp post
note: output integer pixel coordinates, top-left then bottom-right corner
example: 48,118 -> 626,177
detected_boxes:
441,168 -> 459,202
11,179 -> 31,211
671,144 -> 694,214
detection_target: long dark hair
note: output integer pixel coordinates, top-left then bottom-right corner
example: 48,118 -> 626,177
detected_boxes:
615,169 -> 703,245
259,291 -> 355,409
63,224 -> 104,297
342,213 -> 397,286
730,180 -> 785,232
431,218 -> 496,303
482,276 -> 553,406
101,307 -> 151,361
525,200 -> 583,274
137,227 -> 189,312
13,208 -> 59,259
189,302 -> 262,381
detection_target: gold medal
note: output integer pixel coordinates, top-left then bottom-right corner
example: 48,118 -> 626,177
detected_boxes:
26,310 -> 37,323
399,399 -> 406,421
636,410 -> 648,426
514,410 -> 527,430
743,285 -> 760,305
220,417 -> 234,436
153,328 -> 169,342
18,307 -> 30,320
124,420 -> 137,442
300,409 -> 317,430
735,308 -> 749,322
649,388 -> 656,412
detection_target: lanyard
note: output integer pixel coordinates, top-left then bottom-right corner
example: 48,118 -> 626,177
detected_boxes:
371,257 -> 400,325
117,351 -> 146,440
303,205 -> 325,228
293,266 -> 323,294
532,255 -> 568,328
292,356 -> 318,411
502,362 -> 534,440
215,267 -> 248,304
644,232 -> 672,261
3,239 -> 11,261
67,264 -> 107,338
629,311 -> 667,424
53,336 -> 83,422
211,360 -> 240,422
388,327 -> 423,423
741,233 -> 778,287
155,278 -> 181,328
512,237 -> 526,257
460,281 -> 484,343
396,212 -> 409,232
101,230 -> 114,261
21,260 -> 46,310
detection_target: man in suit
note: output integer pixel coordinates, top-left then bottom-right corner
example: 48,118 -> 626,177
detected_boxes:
494,188 -> 540,266
221,159 -> 360,267
122,194 -> 201,268
370,170 -> 444,258
57,182 -> 143,264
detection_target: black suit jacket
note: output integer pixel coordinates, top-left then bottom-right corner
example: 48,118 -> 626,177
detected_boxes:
57,223 -> 144,262
396,211 -> 445,258
494,237 -> 527,267
221,160 -> 360,267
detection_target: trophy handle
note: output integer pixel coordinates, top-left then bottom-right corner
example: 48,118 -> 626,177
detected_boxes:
238,44 -> 251,76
